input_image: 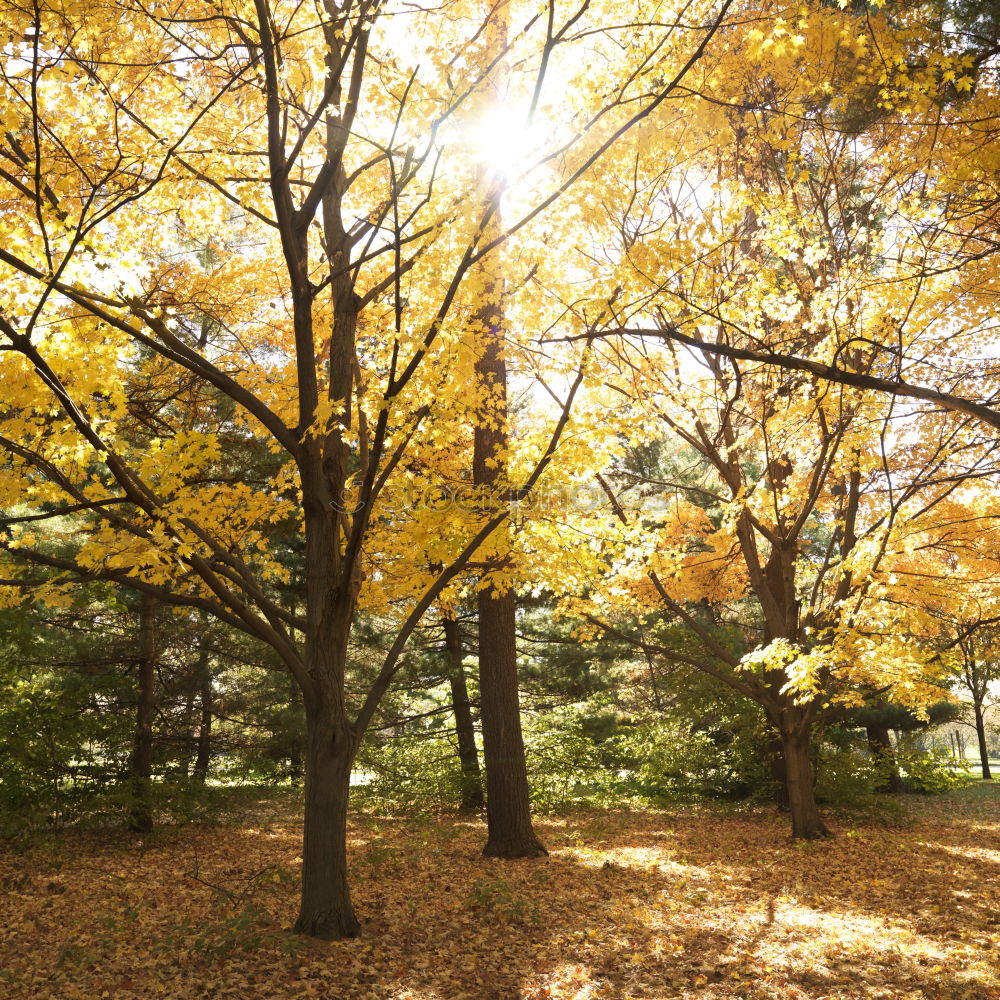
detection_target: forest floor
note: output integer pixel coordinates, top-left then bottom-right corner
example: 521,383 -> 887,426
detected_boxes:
1,784 -> 998,1000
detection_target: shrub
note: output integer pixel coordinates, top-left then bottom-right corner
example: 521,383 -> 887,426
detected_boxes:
353,732 -> 465,812
814,728 -> 882,805
896,739 -> 974,794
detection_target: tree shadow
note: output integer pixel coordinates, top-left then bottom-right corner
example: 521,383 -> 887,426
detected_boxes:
2,797 -> 999,1000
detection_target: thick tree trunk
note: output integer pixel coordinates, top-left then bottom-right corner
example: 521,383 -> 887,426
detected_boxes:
444,617 -> 484,811
192,642 -> 213,782
866,725 -> 905,793
471,185 -> 545,857
294,702 -> 360,939
974,703 -> 992,780
779,725 -> 829,839
478,588 -> 547,857
128,593 -> 156,833
767,735 -> 790,810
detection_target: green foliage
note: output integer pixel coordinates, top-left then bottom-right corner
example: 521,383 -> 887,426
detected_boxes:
814,728 -> 882,805
524,716 -> 605,810
897,740 -> 975,794
468,877 -> 537,924
353,732 -> 465,812
603,718 -> 772,804
0,664 -> 129,835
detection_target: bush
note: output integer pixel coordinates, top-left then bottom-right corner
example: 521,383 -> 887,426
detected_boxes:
353,731 -> 465,812
0,670 -> 130,835
814,728 -> 882,805
896,739 -> 974,794
524,718 -> 606,811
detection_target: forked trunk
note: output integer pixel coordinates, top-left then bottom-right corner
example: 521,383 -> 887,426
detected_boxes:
779,726 -> 829,839
974,704 -> 992,780
294,702 -> 360,939
478,588 -> 547,857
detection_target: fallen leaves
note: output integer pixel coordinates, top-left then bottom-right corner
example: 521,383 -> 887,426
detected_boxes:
2,786 -> 999,999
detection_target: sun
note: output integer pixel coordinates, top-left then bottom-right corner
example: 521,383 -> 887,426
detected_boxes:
466,101 -> 542,183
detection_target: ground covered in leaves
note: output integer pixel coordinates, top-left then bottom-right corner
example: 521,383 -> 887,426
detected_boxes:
2,785 -> 999,1000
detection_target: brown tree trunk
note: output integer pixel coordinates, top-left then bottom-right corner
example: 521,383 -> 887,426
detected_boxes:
471,168 -> 545,857
866,725 -> 905,793
180,687 -> 196,777
779,723 -> 829,839
767,735 -> 790,810
974,703 -> 992,780
477,587 -> 546,857
294,699 -> 360,939
128,592 -> 156,833
192,641 -> 213,782
444,617 -> 484,811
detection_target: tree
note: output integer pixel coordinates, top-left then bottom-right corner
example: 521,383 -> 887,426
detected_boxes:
954,628 -> 999,780
0,0 -> 735,936
551,2 -> 1000,836
127,592 -> 157,833
443,615 -> 484,811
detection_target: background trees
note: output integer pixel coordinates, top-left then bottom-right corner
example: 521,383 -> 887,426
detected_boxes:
2,0 -> 999,942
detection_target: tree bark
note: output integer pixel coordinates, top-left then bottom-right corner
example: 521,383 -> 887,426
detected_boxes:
974,703 -> 992,780
866,725 -> 905,793
294,700 -> 360,939
192,641 -> 213,782
128,592 -> 156,833
477,587 -> 547,857
767,734 -> 790,810
180,686 -> 196,777
444,617 -> 484,811
779,723 -> 829,839
471,166 -> 545,858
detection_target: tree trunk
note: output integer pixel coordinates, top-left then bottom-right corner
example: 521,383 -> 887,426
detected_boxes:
128,592 -> 156,833
294,702 -> 360,939
471,197 -> 545,856
180,686 -> 196,777
468,69 -> 545,856
478,587 -> 547,857
444,617 -> 484,811
767,735 -> 790,810
866,725 -> 905,793
779,725 -> 829,839
974,703 -> 992,780
192,641 -> 213,782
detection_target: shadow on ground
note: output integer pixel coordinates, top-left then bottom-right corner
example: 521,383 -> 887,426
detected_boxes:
1,785 -> 998,1000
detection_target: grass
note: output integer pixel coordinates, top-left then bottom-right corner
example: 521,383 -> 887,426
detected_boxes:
1,784 -> 999,999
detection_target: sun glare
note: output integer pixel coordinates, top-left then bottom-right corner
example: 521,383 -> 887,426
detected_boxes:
467,102 -> 541,181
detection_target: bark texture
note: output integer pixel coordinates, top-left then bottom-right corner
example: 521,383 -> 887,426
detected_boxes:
471,161 -> 545,857
294,701 -> 360,939
778,721 -> 829,839
974,704 -> 992,780
477,588 -> 546,857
